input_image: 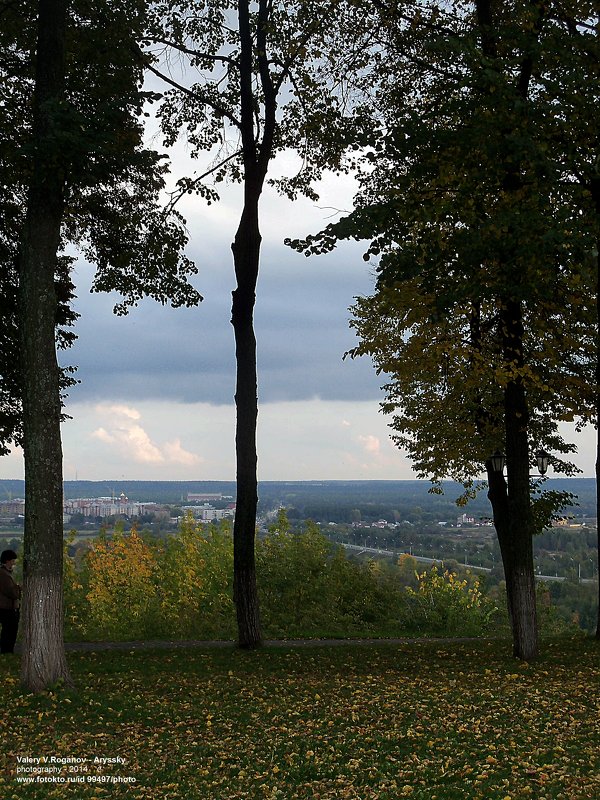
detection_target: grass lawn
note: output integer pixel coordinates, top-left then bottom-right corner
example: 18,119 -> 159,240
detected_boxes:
1,637 -> 598,799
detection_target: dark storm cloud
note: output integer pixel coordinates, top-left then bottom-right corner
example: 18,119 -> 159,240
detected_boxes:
66,238 -> 383,406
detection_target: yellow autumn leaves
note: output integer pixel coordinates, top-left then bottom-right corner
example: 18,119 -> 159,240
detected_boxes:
2,639 -> 598,799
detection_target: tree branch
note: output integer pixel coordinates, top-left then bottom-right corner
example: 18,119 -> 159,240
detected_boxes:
256,0 -> 277,177
154,38 -> 238,68
237,0 -> 258,173
134,45 -> 241,129
165,148 -> 244,213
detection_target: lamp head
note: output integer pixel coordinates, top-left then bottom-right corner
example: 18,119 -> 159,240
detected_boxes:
490,451 -> 506,474
536,449 -> 550,476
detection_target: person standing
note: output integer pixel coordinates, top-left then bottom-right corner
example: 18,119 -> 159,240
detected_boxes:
0,549 -> 21,653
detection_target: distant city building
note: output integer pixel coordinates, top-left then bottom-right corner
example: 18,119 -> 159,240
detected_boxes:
187,493 -> 226,503
181,503 -> 235,522
0,499 -> 25,516
63,494 -> 160,519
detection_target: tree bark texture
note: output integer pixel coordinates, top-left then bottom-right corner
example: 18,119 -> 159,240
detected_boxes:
231,202 -> 263,648
226,0 -> 279,649
501,300 -> 538,661
595,218 -> 600,640
19,0 -> 72,690
472,0 -> 539,660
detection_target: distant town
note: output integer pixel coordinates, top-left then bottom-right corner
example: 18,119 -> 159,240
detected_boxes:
0,491 -> 237,525
0,479 -> 596,631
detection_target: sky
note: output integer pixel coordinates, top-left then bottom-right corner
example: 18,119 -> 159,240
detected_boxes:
1,153 -> 595,483
1,156 -> 425,482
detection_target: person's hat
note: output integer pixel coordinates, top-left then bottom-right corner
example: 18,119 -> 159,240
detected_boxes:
1,550 -> 17,563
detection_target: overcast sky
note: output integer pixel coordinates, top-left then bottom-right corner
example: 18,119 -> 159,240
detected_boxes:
0,152 -> 594,482
0,161 -> 421,481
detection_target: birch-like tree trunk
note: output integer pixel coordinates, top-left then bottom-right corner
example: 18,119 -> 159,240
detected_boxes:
19,0 -> 72,691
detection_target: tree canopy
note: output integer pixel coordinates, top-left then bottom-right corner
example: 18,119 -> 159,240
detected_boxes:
143,0 -> 379,647
0,0 -> 202,455
290,0 -> 598,489
4,0 -> 203,692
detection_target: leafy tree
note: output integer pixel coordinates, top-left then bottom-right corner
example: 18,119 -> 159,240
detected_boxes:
83,528 -> 157,638
290,0 -> 597,659
146,0 -> 373,647
18,0 -> 74,691
4,0 -> 200,691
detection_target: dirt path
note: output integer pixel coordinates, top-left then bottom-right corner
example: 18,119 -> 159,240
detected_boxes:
51,636 -> 482,652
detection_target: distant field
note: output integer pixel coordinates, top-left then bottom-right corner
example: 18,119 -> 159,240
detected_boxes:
1,637 -> 598,799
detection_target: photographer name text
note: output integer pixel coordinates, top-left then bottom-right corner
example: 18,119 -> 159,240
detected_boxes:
14,755 -> 136,786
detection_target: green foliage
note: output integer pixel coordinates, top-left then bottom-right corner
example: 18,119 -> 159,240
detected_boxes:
257,519 -> 406,637
148,0 -> 375,203
63,511 -> 593,643
64,519 -> 237,642
158,516 -> 236,640
0,0 -> 200,455
288,0 -> 598,492
404,566 -> 500,636
63,512 -> 510,641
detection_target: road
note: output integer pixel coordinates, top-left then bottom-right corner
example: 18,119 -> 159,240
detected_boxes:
335,542 -> 597,583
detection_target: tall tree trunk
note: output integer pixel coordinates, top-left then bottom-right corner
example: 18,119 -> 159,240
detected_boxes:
231,201 -> 263,649
19,0 -> 72,691
472,0 -> 540,659
502,300 -> 538,661
595,225 -> 600,640
590,174 -> 600,641
227,0 -> 276,649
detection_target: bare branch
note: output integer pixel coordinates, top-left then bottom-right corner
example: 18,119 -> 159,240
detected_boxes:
154,37 -> 239,68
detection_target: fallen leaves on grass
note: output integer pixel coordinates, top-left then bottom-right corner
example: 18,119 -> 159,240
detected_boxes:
0,638 -> 598,799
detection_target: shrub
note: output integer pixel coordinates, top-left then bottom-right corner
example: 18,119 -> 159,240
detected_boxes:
62,513 -> 504,642
80,527 -> 160,640
158,516 -> 235,640
404,566 -> 499,636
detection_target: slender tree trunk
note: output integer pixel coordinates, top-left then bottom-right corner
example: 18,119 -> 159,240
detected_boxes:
227,0 -> 277,649
595,226 -> 600,640
231,201 -> 263,648
19,0 -> 72,691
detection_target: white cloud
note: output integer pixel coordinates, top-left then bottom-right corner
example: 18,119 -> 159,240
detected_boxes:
163,438 -> 203,466
0,398 -> 594,482
91,404 -> 200,467
358,434 -> 381,455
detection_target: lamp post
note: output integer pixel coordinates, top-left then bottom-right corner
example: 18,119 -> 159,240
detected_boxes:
489,449 -> 551,477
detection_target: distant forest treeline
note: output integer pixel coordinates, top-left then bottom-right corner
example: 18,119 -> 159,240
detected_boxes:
0,478 -> 596,523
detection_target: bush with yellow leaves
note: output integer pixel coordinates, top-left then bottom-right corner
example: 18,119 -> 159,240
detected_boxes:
405,565 -> 499,635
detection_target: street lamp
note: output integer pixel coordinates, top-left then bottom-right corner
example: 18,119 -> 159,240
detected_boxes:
490,451 -> 506,474
489,449 -> 550,476
536,449 -> 550,476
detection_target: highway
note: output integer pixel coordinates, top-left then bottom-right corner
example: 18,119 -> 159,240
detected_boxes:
336,542 -> 597,583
